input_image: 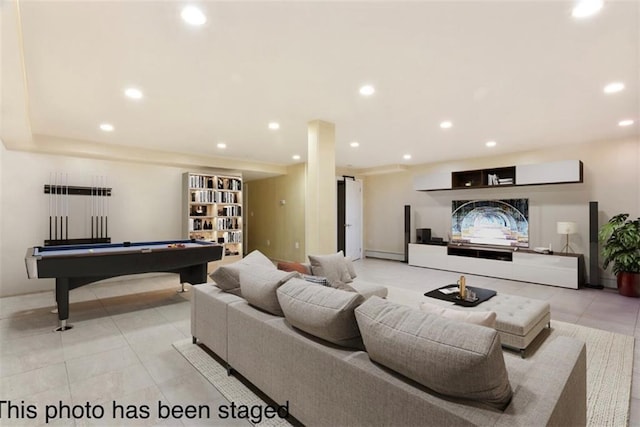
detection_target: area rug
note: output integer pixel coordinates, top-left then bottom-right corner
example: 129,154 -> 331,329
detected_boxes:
173,340 -> 293,427
386,285 -> 635,427
175,289 -> 634,427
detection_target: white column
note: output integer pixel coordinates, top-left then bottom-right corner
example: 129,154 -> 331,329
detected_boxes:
305,120 -> 336,256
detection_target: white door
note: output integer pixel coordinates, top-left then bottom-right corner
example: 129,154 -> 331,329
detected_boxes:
345,179 -> 362,260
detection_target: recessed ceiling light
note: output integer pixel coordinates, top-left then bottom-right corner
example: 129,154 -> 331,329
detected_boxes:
359,85 -> 375,96
604,82 -> 625,94
268,122 -> 280,130
292,154 -> 301,160
572,0 -> 603,19
124,87 -> 143,100
403,154 -> 412,160
350,141 -> 360,148
99,123 -> 114,132
618,119 -> 634,127
181,6 -> 207,26
486,140 -> 497,147
217,142 -> 227,149
440,121 -> 453,129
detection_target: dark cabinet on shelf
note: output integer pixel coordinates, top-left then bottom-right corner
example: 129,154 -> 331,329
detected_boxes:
451,166 -> 515,189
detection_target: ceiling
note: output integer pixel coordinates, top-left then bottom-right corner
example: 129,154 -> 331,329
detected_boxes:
2,1 -> 639,174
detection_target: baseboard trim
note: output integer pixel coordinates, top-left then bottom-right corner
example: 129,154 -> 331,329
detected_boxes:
364,250 -> 404,261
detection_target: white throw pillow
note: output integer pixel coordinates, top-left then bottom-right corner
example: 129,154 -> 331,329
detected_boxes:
420,301 -> 497,328
209,250 -> 275,295
308,251 -> 353,288
345,256 -> 357,279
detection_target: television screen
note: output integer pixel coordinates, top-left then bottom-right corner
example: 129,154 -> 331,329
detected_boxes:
451,199 -> 529,247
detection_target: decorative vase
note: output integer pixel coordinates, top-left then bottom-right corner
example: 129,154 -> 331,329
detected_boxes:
617,272 -> 640,298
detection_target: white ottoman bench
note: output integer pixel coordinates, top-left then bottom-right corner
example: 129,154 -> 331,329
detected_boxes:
426,293 -> 551,357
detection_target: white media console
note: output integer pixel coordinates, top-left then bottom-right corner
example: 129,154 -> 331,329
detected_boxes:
408,243 -> 584,289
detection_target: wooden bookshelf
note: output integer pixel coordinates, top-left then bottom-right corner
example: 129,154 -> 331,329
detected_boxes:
182,172 -> 243,270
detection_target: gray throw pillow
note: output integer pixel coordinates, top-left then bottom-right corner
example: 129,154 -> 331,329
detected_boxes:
345,256 -> 357,279
239,266 -> 299,316
209,250 -> 275,296
355,297 -> 513,410
308,251 -> 353,289
277,278 -> 365,349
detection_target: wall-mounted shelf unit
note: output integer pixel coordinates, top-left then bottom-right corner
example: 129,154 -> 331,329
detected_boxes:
451,166 -> 515,189
414,160 -> 583,191
182,172 -> 243,270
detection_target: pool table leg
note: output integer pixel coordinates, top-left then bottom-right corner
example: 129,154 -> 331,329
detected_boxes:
54,278 -> 73,331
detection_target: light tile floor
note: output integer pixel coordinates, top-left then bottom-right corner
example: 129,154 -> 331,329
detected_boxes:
0,258 -> 638,426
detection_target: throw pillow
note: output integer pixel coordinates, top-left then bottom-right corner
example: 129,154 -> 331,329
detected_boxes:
209,250 -> 275,296
239,265 -> 300,316
420,301 -> 497,328
345,256 -> 357,279
277,261 -> 310,275
355,297 -> 512,410
308,251 -> 353,289
302,274 -> 330,286
277,278 -> 365,349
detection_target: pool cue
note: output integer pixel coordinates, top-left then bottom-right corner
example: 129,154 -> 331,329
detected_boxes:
49,172 -> 52,241
105,176 -> 108,238
91,176 -> 94,239
100,176 -> 104,238
54,173 -> 58,240
65,173 -> 69,240
60,173 -> 64,240
96,176 -> 99,238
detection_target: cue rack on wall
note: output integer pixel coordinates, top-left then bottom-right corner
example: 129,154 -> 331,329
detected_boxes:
43,173 -> 112,246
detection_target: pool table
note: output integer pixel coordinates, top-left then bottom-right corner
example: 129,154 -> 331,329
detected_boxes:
25,239 -> 223,330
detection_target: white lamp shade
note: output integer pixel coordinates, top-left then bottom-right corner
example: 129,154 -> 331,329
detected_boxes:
557,221 -> 578,235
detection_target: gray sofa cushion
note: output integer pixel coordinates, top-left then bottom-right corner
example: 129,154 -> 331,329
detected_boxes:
277,278 -> 365,349
308,251 -> 354,289
355,296 -> 513,409
209,250 -> 274,295
239,266 -> 300,316
420,301 -> 497,328
349,278 -> 388,299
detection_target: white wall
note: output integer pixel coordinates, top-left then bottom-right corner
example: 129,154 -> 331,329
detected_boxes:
0,149 -> 206,296
363,138 -> 640,288
0,140 -> 5,291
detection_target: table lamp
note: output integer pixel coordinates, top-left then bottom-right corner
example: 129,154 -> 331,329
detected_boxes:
557,221 -> 578,254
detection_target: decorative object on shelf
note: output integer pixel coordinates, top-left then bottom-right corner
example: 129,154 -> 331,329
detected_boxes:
557,221 -> 578,254
599,213 -> 640,297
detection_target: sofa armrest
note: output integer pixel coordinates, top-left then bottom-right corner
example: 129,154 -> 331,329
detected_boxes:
496,336 -> 587,426
191,283 -> 244,361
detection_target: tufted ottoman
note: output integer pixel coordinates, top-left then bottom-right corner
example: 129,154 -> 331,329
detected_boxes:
426,293 -> 551,357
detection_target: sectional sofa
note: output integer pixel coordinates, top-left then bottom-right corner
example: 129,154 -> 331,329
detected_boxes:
191,251 -> 587,426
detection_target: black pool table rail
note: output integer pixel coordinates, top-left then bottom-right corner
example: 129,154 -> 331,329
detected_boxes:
25,240 -> 223,330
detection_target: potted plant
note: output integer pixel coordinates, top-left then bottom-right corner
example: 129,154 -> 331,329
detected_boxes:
598,213 -> 640,297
